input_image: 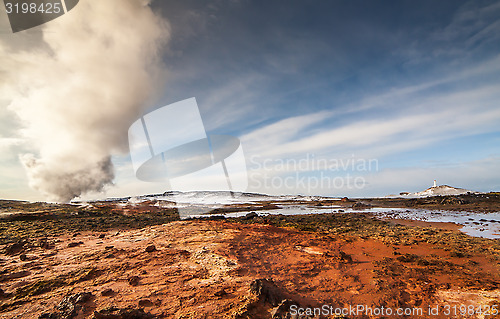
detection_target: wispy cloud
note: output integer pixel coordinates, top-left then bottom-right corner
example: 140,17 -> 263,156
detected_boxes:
361,156 -> 500,197
242,79 -> 500,160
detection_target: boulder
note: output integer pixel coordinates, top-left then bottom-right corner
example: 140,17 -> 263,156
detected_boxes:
244,212 -> 258,220
145,245 -> 156,253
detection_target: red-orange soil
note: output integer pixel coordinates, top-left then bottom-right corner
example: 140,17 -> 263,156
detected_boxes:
1,220 -> 499,318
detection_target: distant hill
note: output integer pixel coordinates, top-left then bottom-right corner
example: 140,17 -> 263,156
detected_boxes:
413,185 -> 473,197
393,184 -> 476,198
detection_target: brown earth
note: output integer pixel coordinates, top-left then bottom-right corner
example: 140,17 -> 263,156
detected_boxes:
0,218 -> 499,318
0,195 -> 499,318
382,218 -> 462,231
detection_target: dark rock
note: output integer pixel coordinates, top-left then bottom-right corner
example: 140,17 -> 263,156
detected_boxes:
352,202 -> 371,209
250,279 -> 284,307
339,251 -> 353,263
246,280 -> 304,318
105,246 -> 114,250
39,238 -> 52,249
74,292 -> 93,303
244,212 -> 258,220
138,299 -> 154,307
213,288 -> 227,297
98,234 -> 106,239
55,292 -> 93,319
93,307 -> 156,319
68,241 -> 83,248
0,288 -> 11,299
145,245 -> 156,253
128,276 -> 140,286
439,197 -> 469,205
101,288 -> 114,296
20,254 -> 27,261
0,270 -> 31,282
450,251 -> 466,258
4,241 -> 25,255
396,253 -> 419,263
208,215 -> 225,220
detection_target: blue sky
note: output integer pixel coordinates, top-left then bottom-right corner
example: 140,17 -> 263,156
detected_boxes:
149,0 -> 500,197
1,0 -> 500,200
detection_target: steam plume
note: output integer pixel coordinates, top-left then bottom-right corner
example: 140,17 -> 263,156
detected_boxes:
1,0 -> 169,202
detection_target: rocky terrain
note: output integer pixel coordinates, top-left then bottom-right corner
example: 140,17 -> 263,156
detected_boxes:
364,192 -> 500,213
0,195 -> 499,318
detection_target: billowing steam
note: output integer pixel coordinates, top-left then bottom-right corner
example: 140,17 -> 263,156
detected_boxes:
1,0 -> 169,202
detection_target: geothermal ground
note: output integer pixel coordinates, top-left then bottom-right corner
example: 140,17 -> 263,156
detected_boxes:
0,194 -> 499,318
